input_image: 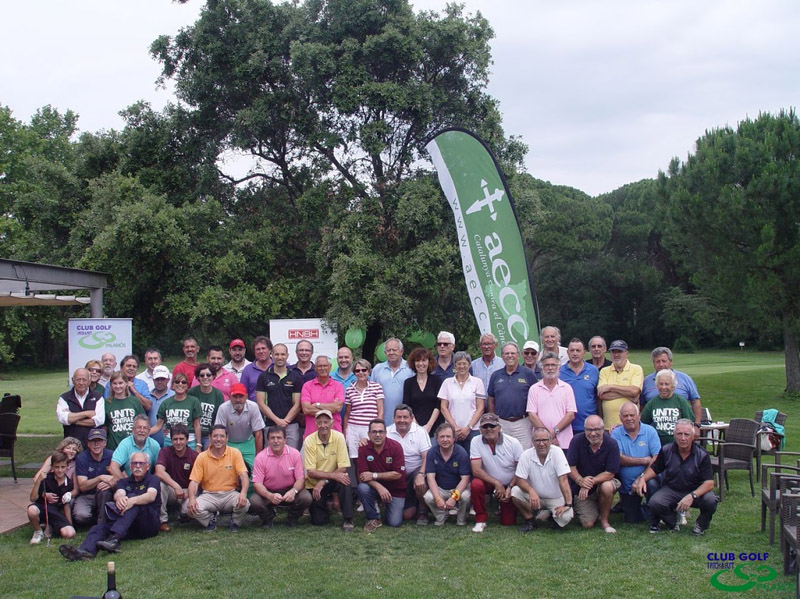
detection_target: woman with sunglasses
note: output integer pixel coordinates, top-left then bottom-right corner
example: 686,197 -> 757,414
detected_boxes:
343,359 -> 384,460
84,360 -> 105,395
403,348 -> 443,436
150,373 -> 203,451
438,351 -> 485,453
105,371 -> 145,451
187,363 -> 224,450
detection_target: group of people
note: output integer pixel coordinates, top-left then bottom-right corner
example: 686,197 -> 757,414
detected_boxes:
40,328 -> 717,560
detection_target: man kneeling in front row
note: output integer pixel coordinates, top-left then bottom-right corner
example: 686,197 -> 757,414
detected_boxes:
633,418 -> 717,535
511,427 -> 573,531
60,452 -> 160,560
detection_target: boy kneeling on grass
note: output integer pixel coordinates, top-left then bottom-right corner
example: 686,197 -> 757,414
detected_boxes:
28,450 -> 76,544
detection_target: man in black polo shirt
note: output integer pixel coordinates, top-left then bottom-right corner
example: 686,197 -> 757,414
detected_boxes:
633,418 -> 717,535
256,343 -> 303,449
567,415 -> 621,533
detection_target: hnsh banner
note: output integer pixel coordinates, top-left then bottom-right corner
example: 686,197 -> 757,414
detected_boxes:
426,128 -> 540,348
68,318 -> 132,379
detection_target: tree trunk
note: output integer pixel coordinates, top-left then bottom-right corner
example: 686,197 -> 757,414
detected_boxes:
783,319 -> 800,392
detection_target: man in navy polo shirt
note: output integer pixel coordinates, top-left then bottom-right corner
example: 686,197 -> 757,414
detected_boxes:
567,415 -> 621,534
357,419 -> 406,531
73,428 -> 115,525
559,339 -> 599,434
423,423 -> 471,526
433,331 -> 456,379
487,342 -> 538,450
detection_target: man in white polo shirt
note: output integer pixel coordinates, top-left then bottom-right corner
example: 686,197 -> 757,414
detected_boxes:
511,426 -> 574,532
387,404 -> 431,523
469,413 -> 522,533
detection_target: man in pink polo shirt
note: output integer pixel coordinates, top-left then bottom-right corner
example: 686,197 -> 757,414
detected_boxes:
249,426 -> 311,527
526,352 -> 577,448
191,346 -> 239,402
300,356 -> 345,438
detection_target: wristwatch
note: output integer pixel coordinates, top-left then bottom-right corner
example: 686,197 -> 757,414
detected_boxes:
690,492 -> 698,500
372,472 -> 378,480
554,427 -> 560,435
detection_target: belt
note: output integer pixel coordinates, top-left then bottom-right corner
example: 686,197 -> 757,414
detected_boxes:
502,416 -> 526,422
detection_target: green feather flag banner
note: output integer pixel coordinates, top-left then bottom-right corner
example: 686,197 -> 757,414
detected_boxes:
425,128 -> 540,349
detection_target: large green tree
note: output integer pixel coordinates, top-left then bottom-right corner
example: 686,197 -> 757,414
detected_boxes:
152,0 -> 523,353
662,109 -> 800,391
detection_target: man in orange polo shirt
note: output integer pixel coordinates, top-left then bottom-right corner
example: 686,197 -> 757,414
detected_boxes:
187,424 -> 250,532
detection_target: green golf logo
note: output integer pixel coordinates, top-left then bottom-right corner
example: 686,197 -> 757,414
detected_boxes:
710,563 -> 777,592
78,331 -> 116,350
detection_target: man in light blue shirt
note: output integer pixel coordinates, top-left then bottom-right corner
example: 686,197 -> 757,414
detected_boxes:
109,414 -> 161,478
610,401 -> 660,523
470,333 -> 504,391
371,338 -> 413,425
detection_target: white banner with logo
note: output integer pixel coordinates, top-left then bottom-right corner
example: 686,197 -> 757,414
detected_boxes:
68,318 -> 133,379
269,318 -> 338,364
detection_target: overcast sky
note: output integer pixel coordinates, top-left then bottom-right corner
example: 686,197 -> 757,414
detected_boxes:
2,0 -> 798,196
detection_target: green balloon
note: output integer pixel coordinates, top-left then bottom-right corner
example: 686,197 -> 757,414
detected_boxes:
376,342 -> 387,362
420,332 -> 436,348
408,330 -> 424,343
345,327 -> 365,349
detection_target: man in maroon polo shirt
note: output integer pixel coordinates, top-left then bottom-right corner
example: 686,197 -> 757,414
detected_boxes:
154,424 -> 198,531
356,419 -> 406,531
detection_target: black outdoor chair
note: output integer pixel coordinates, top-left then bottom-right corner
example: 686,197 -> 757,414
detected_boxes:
708,418 -> 760,501
781,491 -> 800,575
762,456 -> 800,545
0,412 -> 21,483
0,394 -> 21,414
756,409 -> 788,481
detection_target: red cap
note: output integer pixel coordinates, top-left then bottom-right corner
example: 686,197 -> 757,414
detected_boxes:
231,383 -> 247,397
229,338 -> 245,349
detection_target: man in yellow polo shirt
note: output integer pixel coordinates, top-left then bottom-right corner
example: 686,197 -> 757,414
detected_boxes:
302,410 -> 355,531
187,424 -> 250,532
597,340 -> 643,431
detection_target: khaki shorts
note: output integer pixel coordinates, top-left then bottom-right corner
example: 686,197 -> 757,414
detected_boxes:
574,478 -> 621,524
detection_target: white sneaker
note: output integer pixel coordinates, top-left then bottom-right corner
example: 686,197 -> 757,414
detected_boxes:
472,522 -> 487,533
30,530 -> 44,545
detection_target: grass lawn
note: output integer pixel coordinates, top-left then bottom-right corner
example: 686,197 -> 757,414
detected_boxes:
0,350 -> 797,598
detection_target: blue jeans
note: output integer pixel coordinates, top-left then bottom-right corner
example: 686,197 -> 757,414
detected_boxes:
356,483 -> 404,527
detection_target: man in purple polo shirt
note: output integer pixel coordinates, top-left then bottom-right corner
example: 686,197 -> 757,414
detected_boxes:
249,426 -> 312,527
239,336 -> 273,401
357,419 -> 407,531
300,356 -> 345,438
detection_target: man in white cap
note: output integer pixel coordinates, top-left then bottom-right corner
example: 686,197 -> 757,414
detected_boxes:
147,365 -> 174,447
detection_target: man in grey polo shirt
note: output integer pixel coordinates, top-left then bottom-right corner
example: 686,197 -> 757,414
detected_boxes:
214,383 -> 265,471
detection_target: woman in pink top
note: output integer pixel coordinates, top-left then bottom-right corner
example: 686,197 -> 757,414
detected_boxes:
343,359 -> 385,458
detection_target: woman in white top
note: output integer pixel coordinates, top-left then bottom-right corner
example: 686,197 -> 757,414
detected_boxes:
438,351 -> 485,453
343,359 -> 385,458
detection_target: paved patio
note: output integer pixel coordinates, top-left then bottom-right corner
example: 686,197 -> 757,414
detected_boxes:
0,476 -> 33,534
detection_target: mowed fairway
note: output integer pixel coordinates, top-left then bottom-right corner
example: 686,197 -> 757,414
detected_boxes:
0,350 -> 796,599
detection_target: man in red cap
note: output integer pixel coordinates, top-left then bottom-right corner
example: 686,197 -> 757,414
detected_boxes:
224,338 -> 251,381
214,383 -> 265,471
